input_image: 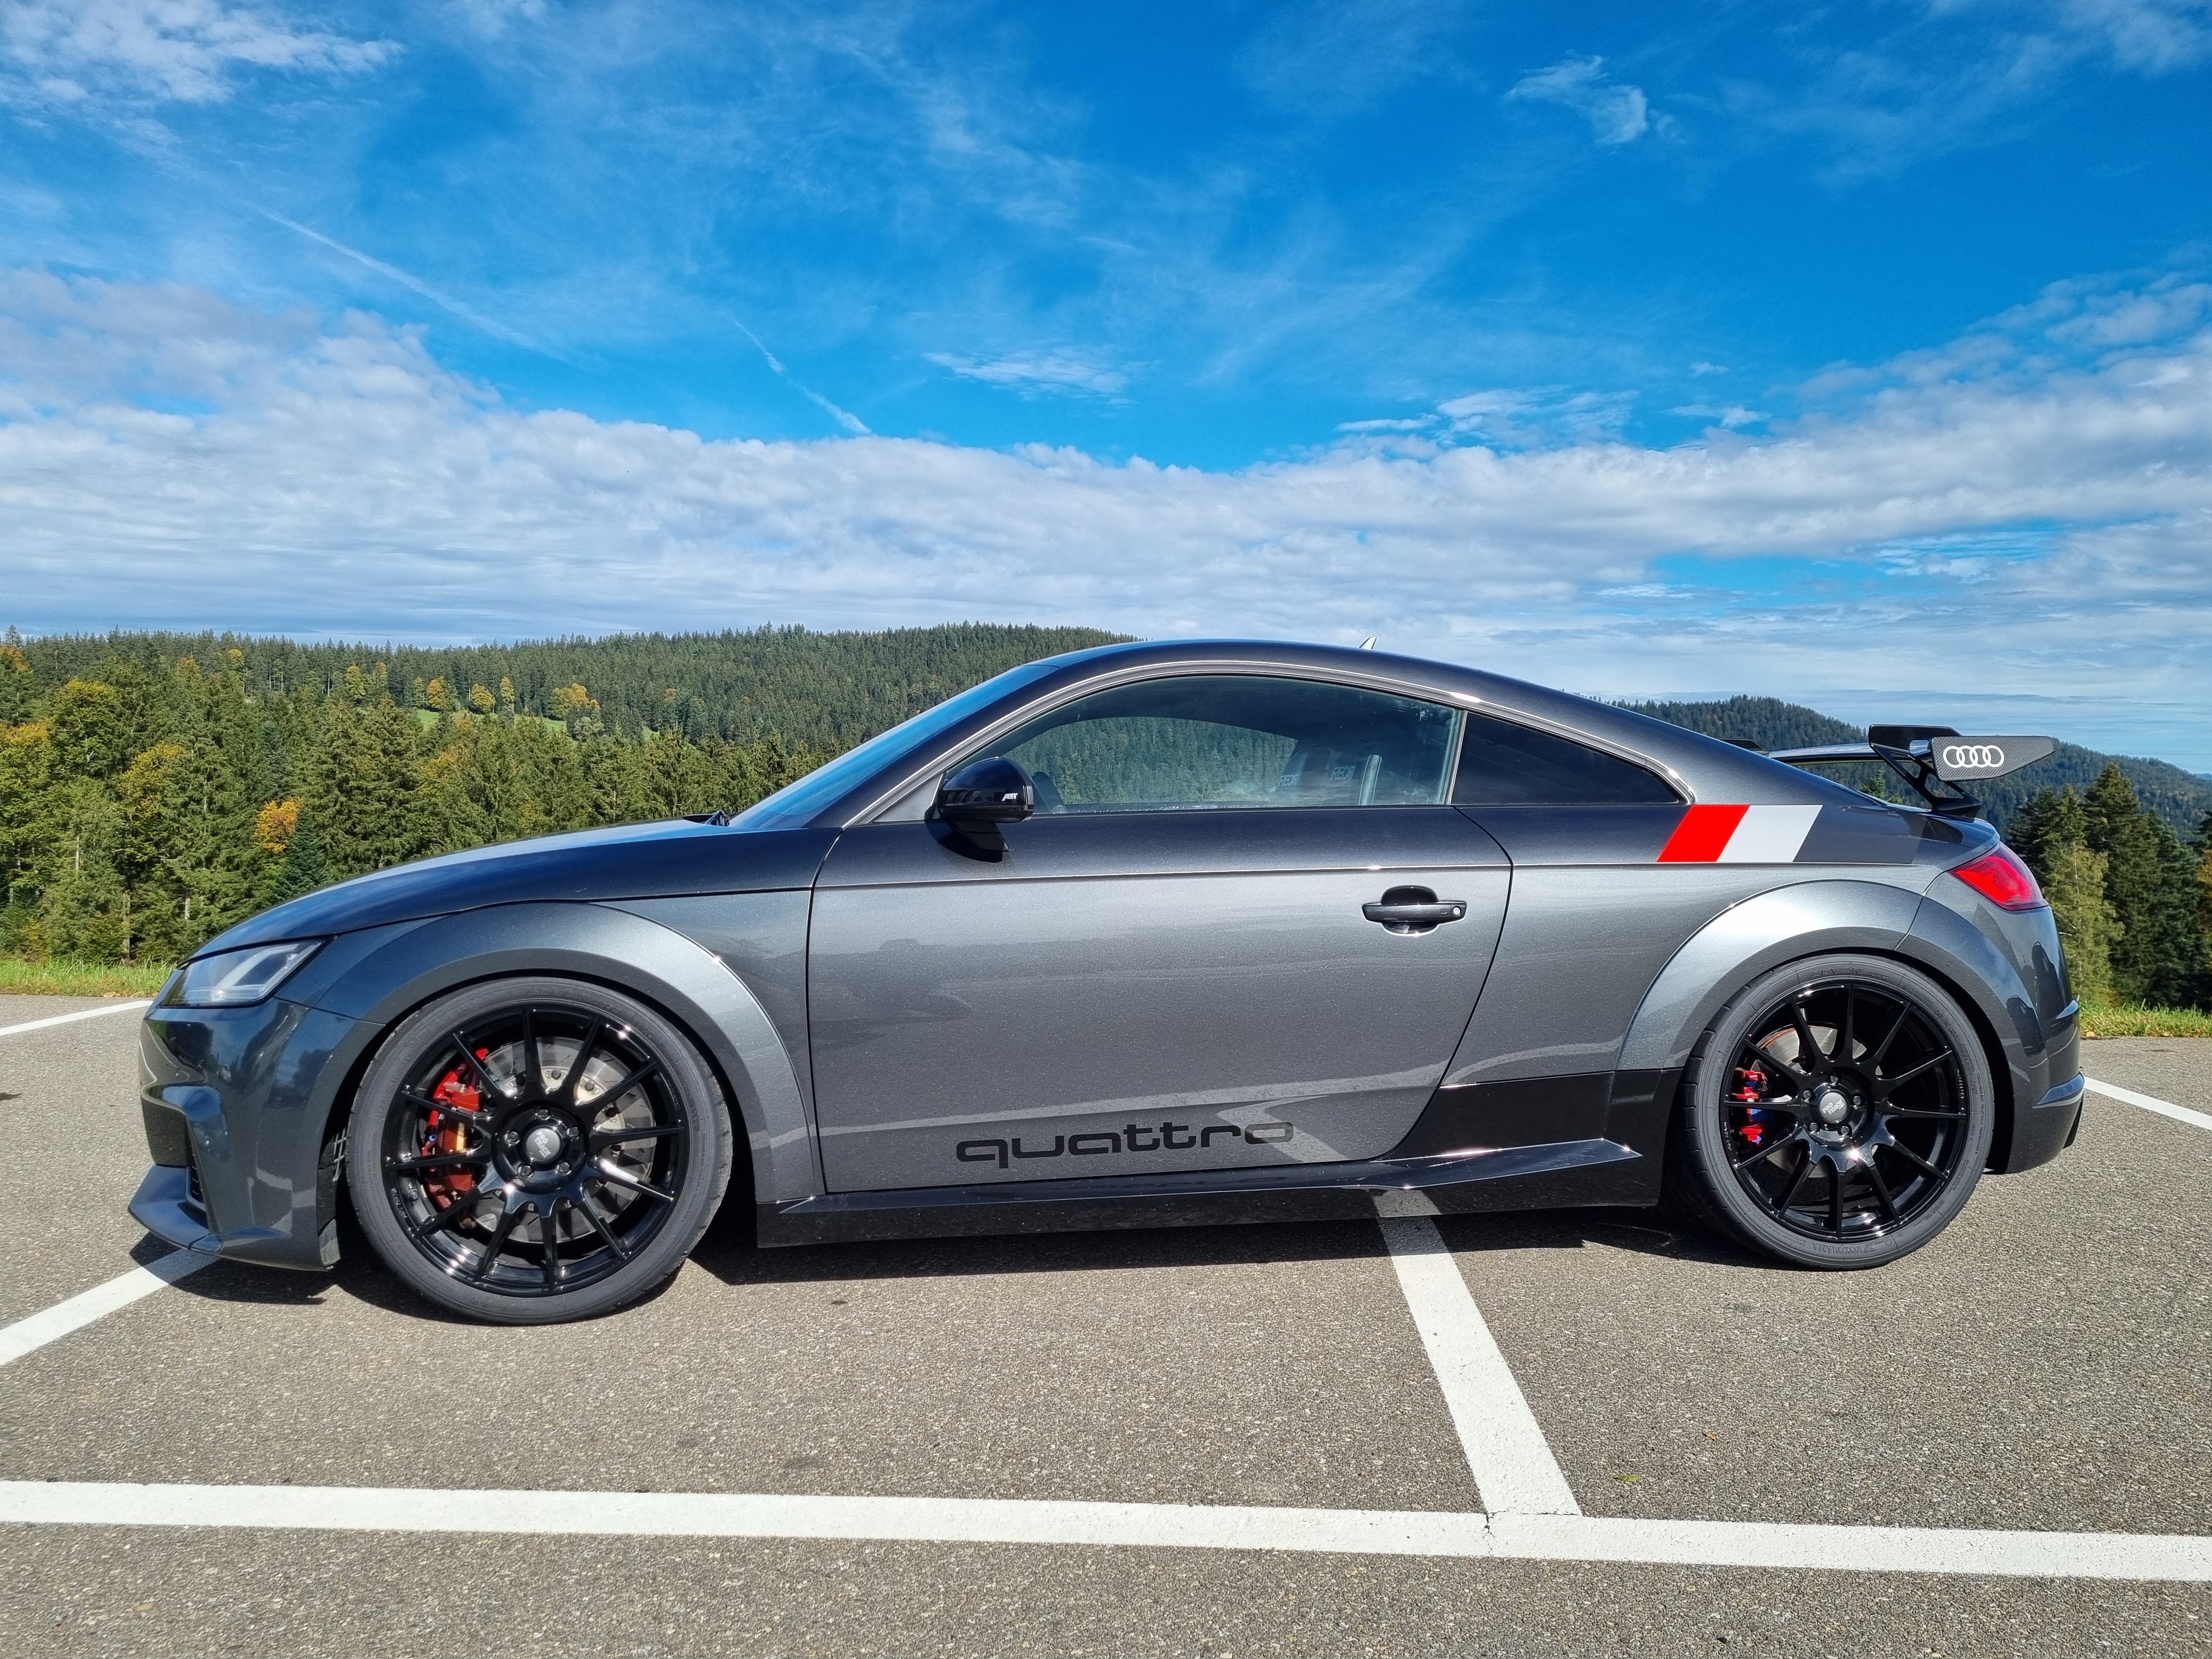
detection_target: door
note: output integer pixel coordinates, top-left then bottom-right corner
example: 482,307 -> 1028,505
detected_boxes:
805,674 -> 1510,1191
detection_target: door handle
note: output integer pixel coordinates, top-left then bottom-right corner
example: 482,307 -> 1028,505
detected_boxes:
1362,887 -> 1467,934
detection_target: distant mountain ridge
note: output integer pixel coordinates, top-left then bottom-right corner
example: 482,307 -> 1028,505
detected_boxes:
1620,695 -> 2212,835
9,627 -> 2200,834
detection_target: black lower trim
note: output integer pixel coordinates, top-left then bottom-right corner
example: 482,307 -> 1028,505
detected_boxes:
761,1137 -> 1644,1246
1384,1068 -> 1677,1204
1995,1075 -> 2085,1173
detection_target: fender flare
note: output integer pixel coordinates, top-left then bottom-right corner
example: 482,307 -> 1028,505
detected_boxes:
291,902 -> 819,1238
1616,879 -> 1926,1076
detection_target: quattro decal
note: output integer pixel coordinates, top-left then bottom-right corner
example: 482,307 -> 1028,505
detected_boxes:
957,1121 -> 1294,1168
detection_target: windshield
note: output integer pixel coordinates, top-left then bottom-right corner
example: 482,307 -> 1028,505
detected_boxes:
731,659 -> 1068,830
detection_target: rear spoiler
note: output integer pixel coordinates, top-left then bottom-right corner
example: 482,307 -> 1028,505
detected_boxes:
1748,726 -> 2056,819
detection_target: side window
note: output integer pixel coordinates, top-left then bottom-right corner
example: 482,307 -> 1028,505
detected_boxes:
989,675 -> 1463,812
1452,712 -> 1678,805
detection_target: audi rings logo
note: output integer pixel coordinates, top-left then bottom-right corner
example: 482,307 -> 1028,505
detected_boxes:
1943,743 -> 2005,770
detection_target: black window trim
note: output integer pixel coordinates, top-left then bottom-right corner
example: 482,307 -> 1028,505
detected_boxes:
850,661 -> 1688,826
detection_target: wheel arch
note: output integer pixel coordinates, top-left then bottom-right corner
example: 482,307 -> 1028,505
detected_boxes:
1618,878 -> 2023,1174
289,902 -> 814,1261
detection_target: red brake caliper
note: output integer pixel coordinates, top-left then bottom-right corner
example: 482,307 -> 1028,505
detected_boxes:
421,1053 -> 486,1212
1733,1062 -> 1771,1146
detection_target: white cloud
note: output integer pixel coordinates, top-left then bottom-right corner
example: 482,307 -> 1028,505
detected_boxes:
1,0 -> 396,104
1,267 -> 2208,759
1506,55 -> 1657,145
927,351 -> 1131,399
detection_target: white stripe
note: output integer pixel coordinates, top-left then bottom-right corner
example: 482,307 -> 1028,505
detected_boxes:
1716,804 -> 1822,864
1375,1212 -> 1581,1516
0,1000 -> 151,1039
2085,1076 -> 2212,1134
0,1252 -> 213,1368
1492,1513 -> 2212,1582
0,1482 -> 2205,1581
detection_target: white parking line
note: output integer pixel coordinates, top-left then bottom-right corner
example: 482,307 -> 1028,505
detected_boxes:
0,1252 -> 213,1369
2086,1076 -> 2212,1134
0,1000 -> 151,1040
1,1481 -> 2205,1581
1374,1209 -> 1581,1517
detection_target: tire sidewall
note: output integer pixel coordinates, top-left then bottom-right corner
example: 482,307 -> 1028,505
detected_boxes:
1683,953 -> 1994,1269
347,975 -> 733,1323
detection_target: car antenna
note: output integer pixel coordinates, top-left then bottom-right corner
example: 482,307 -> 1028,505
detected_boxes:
1358,635 -> 1377,650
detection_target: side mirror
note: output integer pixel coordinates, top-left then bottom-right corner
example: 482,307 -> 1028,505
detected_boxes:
935,755 -> 1035,851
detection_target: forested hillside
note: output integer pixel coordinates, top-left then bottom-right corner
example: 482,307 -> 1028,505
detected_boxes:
1,624 -> 2204,1005
11,624 -> 1125,752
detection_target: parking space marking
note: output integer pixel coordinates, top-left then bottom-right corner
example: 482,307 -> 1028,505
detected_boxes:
2086,1076 -> 2212,1134
0,1000 -> 150,1040
0,1251 -> 212,1369
1374,1211 -> 1581,1517
2,1481 -> 2206,1582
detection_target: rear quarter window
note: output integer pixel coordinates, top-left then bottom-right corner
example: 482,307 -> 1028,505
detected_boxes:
1453,712 -> 1679,805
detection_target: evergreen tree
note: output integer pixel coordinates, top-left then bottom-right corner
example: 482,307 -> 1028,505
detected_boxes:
2083,765 -> 2197,1006
2042,841 -> 2120,1006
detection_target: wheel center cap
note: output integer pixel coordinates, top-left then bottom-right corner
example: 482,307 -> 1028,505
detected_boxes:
523,1125 -> 564,1165
1814,1087 -> 1852,1126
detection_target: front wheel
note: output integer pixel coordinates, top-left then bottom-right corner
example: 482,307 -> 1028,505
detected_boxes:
1674,954 -> 1994,1269
347,977 -> 734,1323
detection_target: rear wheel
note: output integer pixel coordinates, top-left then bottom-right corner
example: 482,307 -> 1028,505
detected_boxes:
347,977 -> 733,1323
1675,954 -> 1993,1269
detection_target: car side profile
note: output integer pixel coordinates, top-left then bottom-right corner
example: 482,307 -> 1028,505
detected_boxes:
130,640 -> 2083,1323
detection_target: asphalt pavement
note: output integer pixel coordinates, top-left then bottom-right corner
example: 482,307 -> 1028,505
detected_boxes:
2,998 -> 2207,1657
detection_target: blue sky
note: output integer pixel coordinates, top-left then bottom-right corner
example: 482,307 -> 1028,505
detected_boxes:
2,1 -> 2209,764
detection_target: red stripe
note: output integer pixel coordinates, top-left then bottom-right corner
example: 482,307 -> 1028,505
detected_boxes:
1657,804 -> 1748,863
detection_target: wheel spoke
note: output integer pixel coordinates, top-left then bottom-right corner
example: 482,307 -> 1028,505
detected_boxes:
449,1031 -> 498,1095
1879,1105 -> 1965,1121
1733,1133 -> 1796,1173
522,1008 -> 541,1097
410,1199 -> 476,1242
1867,1005 -> 1910,1067
1881,1048 -> 1954,1091
540,1200 -> 562,1288
1769,1144 -> 1814,1216
1753,1044 -> 1810,1093
387,1151 -> 485,1173
592,1161 -> 675,1204
562,1018 -> 605,1103
1827,1159 -> 1844,1235
590,1122 -> 682,1151
586,1058 -> 660,1110
1865,1159 -> 1901,1223
576,1193 -> 632,1262
1790,1003 -> 1827,1073
1841,987 -> 1856,1062
1884,1139 -> 1948,1181
402,1087 -> 481,1121
466,1203 -> 524,1282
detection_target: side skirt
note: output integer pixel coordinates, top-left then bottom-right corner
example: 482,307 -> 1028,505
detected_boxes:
758,1136 -> 1647,1247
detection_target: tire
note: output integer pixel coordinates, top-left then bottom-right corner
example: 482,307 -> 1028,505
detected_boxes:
347,977 -> 735,1324
1672,953 -> 1994,1269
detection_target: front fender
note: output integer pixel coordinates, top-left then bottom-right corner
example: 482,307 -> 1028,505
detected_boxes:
298,901 -> 819,1231
1616,879 -> 1926,1075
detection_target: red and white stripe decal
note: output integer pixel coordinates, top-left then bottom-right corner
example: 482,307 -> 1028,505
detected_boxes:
1658,804 -> 1823,864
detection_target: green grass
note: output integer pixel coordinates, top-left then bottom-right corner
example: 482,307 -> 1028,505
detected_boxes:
0,957 -> 175,998
2079,1002 -> 2212,1039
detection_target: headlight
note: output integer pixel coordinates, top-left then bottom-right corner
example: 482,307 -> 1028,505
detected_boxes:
165,939 -> 325,1008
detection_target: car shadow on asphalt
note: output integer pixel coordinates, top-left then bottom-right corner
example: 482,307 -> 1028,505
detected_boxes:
143,1199 -> 1764,1325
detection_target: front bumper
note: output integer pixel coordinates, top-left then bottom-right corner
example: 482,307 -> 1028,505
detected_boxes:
134,995 -> 362,1271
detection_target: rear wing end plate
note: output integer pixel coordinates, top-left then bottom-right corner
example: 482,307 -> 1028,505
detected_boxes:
1753,728 -> 2056,818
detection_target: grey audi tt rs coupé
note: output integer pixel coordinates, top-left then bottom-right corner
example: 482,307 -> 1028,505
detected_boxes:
131,640 -> 2080,1322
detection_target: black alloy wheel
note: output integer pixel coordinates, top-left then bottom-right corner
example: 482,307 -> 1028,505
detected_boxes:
348,978 -> 733,1323
1674,953 -> 1994,1269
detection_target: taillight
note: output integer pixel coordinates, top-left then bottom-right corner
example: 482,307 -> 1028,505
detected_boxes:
1949,846 -> 2046,911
